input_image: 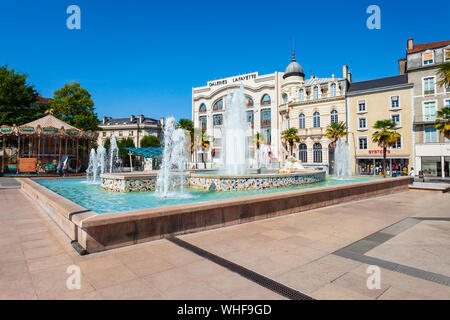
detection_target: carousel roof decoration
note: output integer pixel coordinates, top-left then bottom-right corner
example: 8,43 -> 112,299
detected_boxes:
0,113 -> 97,139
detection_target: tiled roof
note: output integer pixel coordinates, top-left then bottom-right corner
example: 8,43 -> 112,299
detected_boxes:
407,40 -> 450,54
36,96 -> 52,104
100,116 -> 160,126
348,74 -> 409,92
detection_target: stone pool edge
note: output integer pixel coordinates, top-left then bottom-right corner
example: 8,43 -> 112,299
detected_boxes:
20,176 -> 411,253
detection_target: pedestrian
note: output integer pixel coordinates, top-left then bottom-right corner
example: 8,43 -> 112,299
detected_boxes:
410,167 -> 415,184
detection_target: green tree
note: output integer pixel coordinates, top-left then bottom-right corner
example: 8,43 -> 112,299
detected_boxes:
437,61 -> 450,88
49,81 -> 99,131
282,128 -> 301,156
117,137 -> 135,166
372,119 -> 401,178
140,135 -> 161,147
103,137 -> 111,150
434,107 -> 450,139
326,121 -> 348,147
0,64 -> 47,125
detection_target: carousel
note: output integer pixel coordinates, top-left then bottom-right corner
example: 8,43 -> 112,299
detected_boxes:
0,113 -> 97,174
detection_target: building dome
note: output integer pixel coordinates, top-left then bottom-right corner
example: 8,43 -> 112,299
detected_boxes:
283,50 -> 305,79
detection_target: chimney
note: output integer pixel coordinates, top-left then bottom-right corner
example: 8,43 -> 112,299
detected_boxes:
407,38 -> 413,51
160,117 -> 165,127
398,58 -> 407,75
139,114 -> 144,124
347,72 -> 352,83
102,116 -> 107,125
130,115 -> 135,122
342,65 -> 348,79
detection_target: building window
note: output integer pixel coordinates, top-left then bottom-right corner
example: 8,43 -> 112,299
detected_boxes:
330,110 -> 338,124
423,77 -> 435,95
391,96 -> 400,109
425,127 -> 437,143
245,95 -> 254,107
358,136 -> 368,150
102,132 -> 106,137
299,114 -> 305,129
119,131 -> 123,137
423,51 -> 434,65
212,98 -> 223,111
299,89 -> 304,101
299,143 -> 307,162
424,101 -> 436,121
358,117 -> 367,130
261,94 -> 271,106
286,116 -> 290,129
129,131 -> 133,136
330,83 -> 336,97
199,116 -> 207,131
358,100 -> 366,112
261,108 -> 271,127
313,86 -> 319,100
391,113 -> 401,127
445,48 -> 450,62
313,143 -> 322,163
199,103 -> 206,113
391,137 -> 402,149
246,110 -> 254,127
213,114 -> 223,126
313,112 -> 320,128
445,99 -> 450,109
282,94 -> 288,104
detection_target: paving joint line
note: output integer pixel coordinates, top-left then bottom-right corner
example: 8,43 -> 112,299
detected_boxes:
167,237 -> 314,300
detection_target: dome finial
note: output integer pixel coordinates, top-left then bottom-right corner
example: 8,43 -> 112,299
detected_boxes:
292,38 -> 296,61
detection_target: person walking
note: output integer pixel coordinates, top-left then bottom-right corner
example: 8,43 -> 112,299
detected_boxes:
410,167 -> 415,184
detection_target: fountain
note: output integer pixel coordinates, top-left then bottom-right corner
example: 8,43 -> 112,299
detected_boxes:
221,85 -> 249,175
108,135 -> 119,173
155,117 -> 186,197
86,149 -> 98,182
86,143 -> 112,183
334,138 -> 352,179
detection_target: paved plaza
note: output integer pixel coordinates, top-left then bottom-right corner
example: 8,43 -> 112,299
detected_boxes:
0,182 -> 449,300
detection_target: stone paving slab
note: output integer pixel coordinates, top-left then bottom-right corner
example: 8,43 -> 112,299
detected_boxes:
0,188 -> 449,299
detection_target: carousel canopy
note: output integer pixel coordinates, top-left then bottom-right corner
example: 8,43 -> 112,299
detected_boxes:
21,114 -> 79,131
1,114 -> 96,139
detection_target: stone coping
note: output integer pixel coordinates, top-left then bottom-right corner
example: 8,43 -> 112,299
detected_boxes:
190,170 -> 322,179
82,176 -> 406,227
21,175 -> 411,253
100,169 -> 323,180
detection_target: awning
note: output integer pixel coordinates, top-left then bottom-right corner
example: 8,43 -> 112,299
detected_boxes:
356,155 -> 410,160
123,147 -> 163,158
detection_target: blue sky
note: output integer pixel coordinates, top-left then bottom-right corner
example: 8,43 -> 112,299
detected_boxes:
1,0 -> 448,120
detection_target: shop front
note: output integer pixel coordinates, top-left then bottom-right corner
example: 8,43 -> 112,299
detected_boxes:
357,156 -> 410,177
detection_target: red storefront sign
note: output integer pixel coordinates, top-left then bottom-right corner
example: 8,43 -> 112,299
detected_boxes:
368,150 -> 391,154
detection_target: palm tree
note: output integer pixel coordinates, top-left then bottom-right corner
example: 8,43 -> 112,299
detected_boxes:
195,129 -> 210,169
372,119 -> 401,178
434,107 -> 450,139
282,128 -> 301,156
326,121 -> 348,147
178,119 -> 194,162
436,61 -> 450,88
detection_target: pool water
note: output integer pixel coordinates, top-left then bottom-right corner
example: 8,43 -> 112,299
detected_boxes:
37,176 -> 376,214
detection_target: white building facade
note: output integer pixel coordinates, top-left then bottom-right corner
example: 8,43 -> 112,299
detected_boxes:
192,72 -> 283,166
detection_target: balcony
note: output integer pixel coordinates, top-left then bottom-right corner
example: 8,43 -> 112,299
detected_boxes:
414,115 -> 436,125
424,90 -> 435,95
308,127 -> 323,136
